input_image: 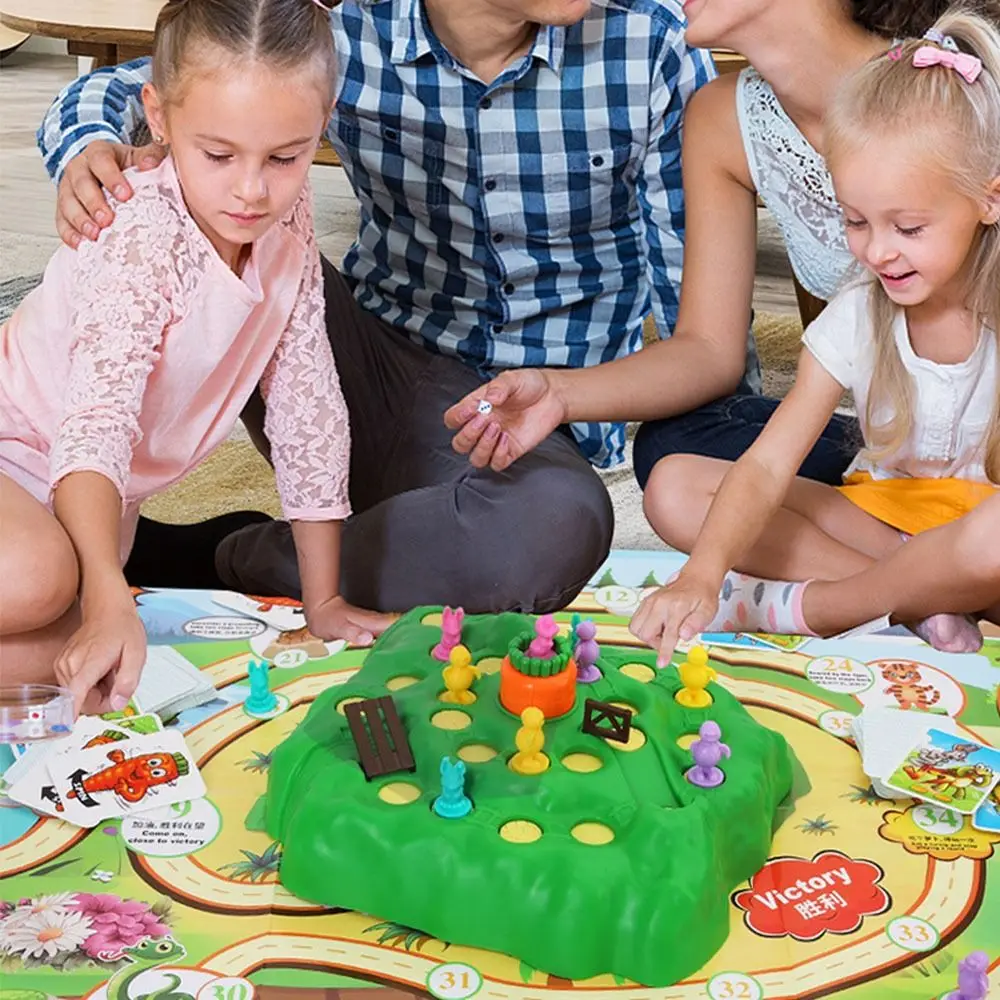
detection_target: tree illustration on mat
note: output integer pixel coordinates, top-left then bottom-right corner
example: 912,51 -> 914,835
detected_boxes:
218,842 -> 282,882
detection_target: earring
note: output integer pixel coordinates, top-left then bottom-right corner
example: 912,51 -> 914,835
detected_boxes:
153,133 -> 165,144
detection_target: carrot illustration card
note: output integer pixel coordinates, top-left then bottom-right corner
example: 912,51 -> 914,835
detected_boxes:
44,729 -> 205,826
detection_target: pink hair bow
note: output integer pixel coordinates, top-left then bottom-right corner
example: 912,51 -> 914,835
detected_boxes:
912,44 -> 983,83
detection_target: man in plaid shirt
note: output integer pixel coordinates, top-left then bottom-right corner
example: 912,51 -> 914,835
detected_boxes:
41,0 -> 739,613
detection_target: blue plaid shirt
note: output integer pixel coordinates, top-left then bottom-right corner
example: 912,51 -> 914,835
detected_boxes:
39,0 -> 716,467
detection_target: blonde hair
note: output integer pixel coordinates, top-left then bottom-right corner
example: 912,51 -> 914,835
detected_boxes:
825,7 -> 1000,481
152,0 -> 336,105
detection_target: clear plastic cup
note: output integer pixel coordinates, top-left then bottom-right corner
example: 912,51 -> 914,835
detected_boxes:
0,684 -> 74,743
0,685 -> 74,808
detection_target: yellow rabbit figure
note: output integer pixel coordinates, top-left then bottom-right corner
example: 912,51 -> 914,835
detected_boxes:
440,644 -> 481,704
509,706 -> 549,775
675,646 -> 716,708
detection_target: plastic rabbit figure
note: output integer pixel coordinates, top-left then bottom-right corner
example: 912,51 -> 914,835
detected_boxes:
432,606 -> 465,662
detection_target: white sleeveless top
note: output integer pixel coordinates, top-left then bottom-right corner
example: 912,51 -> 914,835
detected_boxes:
735,67 -> 859,301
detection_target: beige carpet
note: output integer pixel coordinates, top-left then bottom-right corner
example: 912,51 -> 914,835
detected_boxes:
141,439 -> 283,522
755,313 -> 803,398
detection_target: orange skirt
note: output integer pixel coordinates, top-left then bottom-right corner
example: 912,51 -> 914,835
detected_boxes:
837,472 -> 997,535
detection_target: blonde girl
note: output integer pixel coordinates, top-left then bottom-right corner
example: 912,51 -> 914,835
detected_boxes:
631,7 -> 1000,662
0,0 -> 392,713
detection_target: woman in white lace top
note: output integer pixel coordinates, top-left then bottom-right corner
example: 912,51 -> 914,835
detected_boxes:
447,0 -> 958,480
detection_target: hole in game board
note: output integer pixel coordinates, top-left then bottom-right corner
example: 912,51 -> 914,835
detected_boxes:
499,820 -> 543,843
386,675 -> 421,691
431,709 -> 472,731
378,782 -> 421,805
607,726 -> 647,752
561,752 -> 603,773
336,697 -> 365,715
457,743 -> 498,763
619,663 -> 655,684
571,821 -> 615,845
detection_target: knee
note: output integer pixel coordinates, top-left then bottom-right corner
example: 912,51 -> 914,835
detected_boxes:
642,454 -> 706,547
0,525 -> 79,633
954,499 -> 1000,583
510,458 -> 613,571
463,460 -> 613,613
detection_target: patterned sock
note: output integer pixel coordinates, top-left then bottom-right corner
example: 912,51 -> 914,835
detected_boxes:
705,573 -> 817,636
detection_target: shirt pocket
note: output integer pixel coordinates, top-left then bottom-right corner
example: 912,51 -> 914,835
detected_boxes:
535,142 -> 637,240
338,117 -> 450,215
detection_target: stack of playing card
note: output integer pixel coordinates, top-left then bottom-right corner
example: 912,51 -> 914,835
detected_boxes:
133,645 -> 218,720
2,714 -> 206,827
850,707 -> 963,798
851,707 -> 1000,833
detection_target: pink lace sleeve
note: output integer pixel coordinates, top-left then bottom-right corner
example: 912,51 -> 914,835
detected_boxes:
49,186 -> 181,500
261,195 -> 352,521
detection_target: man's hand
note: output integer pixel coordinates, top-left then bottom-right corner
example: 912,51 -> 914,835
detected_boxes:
54,603 -> 148,716
57,139 -> 167,248
307,595 -> 396,648
629,575 -> 720,667
444,369 -> 569,472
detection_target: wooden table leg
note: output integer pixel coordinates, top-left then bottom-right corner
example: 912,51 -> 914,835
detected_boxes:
118,43 -> 152,63
67,41 -> 150,68
67,39 -> 117,68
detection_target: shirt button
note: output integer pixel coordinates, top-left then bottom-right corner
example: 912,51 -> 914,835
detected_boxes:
484,178 -> 497,192
504,282 -> 515,295
492,232 -> 504,243
591,154 -> 604,167
480,97 -> 492,110
492,323 -> 503,334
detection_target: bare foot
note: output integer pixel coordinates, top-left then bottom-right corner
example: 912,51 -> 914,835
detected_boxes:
908,613 -> 983,653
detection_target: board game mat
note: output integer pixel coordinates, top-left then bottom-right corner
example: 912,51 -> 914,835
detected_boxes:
2,551 -> 999,1000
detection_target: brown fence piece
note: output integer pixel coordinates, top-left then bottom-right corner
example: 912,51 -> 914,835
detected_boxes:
344,696 -> 416,780
581,698 -> 632,744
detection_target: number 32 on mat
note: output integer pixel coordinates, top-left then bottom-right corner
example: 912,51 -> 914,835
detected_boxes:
707,973 -> 763,1000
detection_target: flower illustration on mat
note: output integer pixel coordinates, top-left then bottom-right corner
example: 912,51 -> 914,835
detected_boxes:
68,894 -> 170,961
2,893 -> 78,929
0,907 -> 93,959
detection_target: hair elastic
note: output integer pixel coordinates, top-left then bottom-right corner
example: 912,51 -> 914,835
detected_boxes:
923,28 -> 959,52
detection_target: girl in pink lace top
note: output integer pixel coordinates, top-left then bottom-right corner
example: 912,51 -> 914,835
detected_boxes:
1,0 -> 391,714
